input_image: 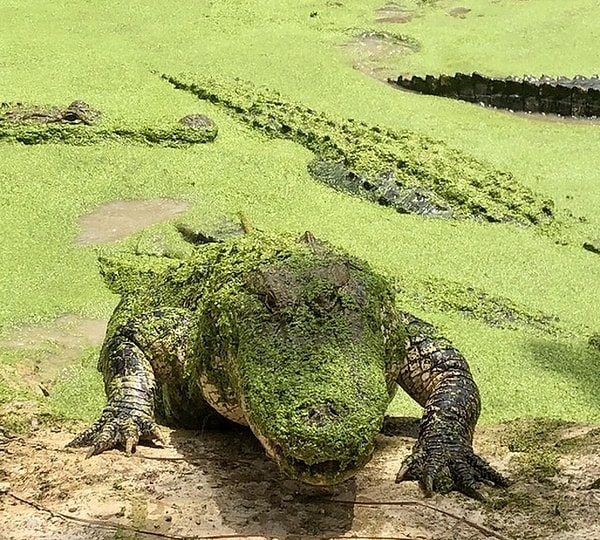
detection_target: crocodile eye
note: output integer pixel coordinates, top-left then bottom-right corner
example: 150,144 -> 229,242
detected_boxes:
247,267 -> 299,313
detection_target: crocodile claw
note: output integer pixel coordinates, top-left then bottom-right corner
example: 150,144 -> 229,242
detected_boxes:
396,438 -> 508,500
67,407 -> 165,457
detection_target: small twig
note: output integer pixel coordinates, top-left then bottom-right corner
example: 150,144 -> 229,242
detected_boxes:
237,211 -> 254,234
7,492 -> 419,540
328,499 -> 513,540
6,492 -> 263,539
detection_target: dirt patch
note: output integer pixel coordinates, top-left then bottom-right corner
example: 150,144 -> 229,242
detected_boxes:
0,315 -> 106,396
1,421 -> 599,539
375,3 -> 416,24
75,198 -> 191,245
342,30 -> 419,81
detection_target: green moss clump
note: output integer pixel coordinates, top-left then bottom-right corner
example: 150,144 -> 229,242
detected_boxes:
99,253 -> 183,295
0,122 -> 217,146
164,73 -> 563,232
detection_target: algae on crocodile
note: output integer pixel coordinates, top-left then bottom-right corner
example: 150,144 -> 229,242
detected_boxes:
163,73 -> 566,234
99,230 -> 404,483
0,121 -> 217,146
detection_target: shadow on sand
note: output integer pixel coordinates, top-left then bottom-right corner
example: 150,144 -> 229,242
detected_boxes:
167,416 -> 420,538
169,424 -> 357,538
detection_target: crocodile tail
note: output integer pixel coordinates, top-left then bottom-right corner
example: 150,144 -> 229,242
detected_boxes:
389,72 -> 600,118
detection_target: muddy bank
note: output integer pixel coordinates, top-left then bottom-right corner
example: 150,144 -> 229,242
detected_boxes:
1,419 -> 599,539
75,198 -> 191,245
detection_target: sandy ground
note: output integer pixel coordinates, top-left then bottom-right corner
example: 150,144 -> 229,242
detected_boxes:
1,419 -> 599,540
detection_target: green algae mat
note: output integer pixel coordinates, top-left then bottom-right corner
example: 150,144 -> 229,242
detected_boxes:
1,0 -> 600,427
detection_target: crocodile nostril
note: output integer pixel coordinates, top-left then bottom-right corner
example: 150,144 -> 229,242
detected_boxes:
300,401 -> 345,425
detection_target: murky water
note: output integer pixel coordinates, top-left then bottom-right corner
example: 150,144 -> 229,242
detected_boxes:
342,31 -> 417,81
375,3 -> 415,24
0,315 -> 107,394
0,314 -> 107,350
75,198 -> 191,245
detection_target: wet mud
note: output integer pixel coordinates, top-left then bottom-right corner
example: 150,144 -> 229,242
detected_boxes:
75,198 -> 191,245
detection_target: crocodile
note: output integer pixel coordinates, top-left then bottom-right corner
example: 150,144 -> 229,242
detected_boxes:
389,72 -> 600,118
68,228 -> 507,498
0,101 -> 217,146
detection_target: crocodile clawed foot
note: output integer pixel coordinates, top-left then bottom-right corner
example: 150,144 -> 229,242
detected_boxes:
396,438 -> 508,501
67,407 -> 165,458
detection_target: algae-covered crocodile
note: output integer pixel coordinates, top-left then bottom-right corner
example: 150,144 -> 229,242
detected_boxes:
68,228 -> 507,498
0,101 -> 217,146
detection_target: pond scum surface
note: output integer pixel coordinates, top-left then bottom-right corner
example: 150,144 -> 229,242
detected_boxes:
1,0 -> 600,538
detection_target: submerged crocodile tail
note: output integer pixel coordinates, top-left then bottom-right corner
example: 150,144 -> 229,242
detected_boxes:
389,72 -> 600,118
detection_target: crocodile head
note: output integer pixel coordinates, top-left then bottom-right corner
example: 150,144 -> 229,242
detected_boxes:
240,347 -> 391,486
235,247 -> 399,485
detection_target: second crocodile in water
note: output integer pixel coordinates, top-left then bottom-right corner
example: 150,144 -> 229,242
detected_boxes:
69,229 -> 507,498
390,72 -> 600,118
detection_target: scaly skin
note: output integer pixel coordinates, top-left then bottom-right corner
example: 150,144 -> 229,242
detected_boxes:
396,313 -> 507,498
68,230 -> 507,498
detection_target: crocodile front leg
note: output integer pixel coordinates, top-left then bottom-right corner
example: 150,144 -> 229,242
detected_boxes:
68,308 -> 197,457
396,312 -> 507,499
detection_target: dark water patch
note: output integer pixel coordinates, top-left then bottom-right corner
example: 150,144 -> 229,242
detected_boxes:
76,198 -> 191,245
164,73 -> 566,233
0,102 -> 217,146
582,238 -> 600,255
390,72 -> 600,119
